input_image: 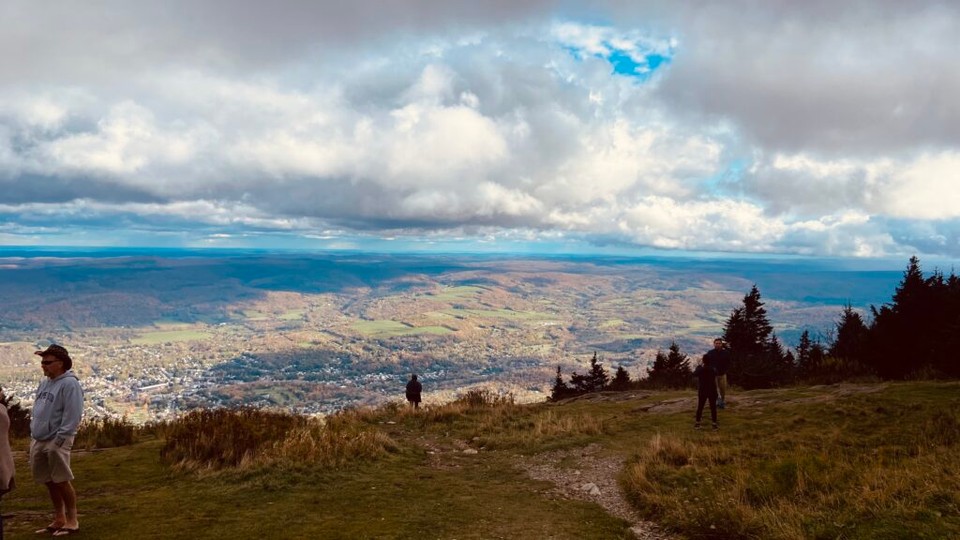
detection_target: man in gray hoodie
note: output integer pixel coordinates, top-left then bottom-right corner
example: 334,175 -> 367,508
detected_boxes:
30,344 -> 83,537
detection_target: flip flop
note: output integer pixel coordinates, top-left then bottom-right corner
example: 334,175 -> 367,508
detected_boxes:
52,528 -> 80,536
36,525 -> 62,534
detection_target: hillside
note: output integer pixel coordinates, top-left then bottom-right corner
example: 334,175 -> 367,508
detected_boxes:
2,381 -> 957,539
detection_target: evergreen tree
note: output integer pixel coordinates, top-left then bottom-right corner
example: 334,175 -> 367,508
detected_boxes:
940,272 -> 960,377
867,256 -> 935,378
830,305 -> 869,367
586,352 -> 609,391
645,342 -> 692,388
569,370 -> 590,394
646,350 -> 671,388
567,353 -> 609,395
607,365 -> 632,391
796,330 -> 813,370
549,365 -> 572,401
796,330 -> 829,379
722,285 -> 792,388
784,349 -> 796,371
665,342 -> 692,387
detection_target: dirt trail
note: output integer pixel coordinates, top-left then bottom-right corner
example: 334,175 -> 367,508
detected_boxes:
512,385 -> 888,538
514,443 -> 674,540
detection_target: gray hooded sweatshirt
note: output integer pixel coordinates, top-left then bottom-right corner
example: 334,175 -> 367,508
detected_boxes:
31,371 -> 84,444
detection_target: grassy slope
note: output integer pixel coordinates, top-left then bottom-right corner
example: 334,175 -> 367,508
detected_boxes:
4,381 -> 959,539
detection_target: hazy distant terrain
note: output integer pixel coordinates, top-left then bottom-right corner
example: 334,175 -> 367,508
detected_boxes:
0,248 -> 900,419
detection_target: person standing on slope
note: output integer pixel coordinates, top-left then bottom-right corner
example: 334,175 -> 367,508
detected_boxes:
405,374 -> 422,410
703,338 -> 731,409
30,344 -> 84,537
693,354 -> 719,430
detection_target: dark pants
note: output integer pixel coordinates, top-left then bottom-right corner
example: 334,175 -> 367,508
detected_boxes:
696,393 -> 718,423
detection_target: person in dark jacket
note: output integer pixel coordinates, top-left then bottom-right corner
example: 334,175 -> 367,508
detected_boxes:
703,338 -> 731,408
405,374 -> 422,409
693,354 -> 719,430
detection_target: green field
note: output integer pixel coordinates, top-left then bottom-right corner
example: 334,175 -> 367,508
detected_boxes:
598,318 -> 627,329
278,309 -> 306,320
152,320 -> 194,329
429,285 -> 487,301
131,330 -> 213,345
352,320 -> 455,338
441,307 -> 553,321
240,310 -> 269,321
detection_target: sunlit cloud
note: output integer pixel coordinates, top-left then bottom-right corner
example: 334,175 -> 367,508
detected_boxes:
1,1 -> 958,259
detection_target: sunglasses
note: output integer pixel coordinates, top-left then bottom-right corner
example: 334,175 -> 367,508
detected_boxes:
40,359 -> 61,365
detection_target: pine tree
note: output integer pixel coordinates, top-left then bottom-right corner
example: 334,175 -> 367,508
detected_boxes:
586,352 -> 609,391
645,342 -> 692,388
608,365 -> 632,391
569,370 -> 590,395
795,330 -> 814,375
550,365 -> 572,401
665,342 -> 692,387
830,305 -> 868,367
567,353 -> 609,395
868,256 -> 934,378
940,271 -> 960,377
722,285 -> 791,388
646,350 -> 671,388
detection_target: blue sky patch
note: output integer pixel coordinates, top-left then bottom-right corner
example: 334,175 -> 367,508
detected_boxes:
557,28 -> 674,81
606,50 -> 671,79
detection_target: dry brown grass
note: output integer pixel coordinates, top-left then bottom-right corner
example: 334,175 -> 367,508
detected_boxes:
621,388 -> 960,539
75,416 -> 139,449
264,417 -> 398,469
159,407 -> 397,472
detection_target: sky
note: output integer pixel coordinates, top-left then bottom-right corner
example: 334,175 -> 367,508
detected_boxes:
1,1 -> 959,260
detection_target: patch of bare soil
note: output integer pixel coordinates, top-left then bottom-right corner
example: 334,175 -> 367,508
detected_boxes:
514,443 -> 675,540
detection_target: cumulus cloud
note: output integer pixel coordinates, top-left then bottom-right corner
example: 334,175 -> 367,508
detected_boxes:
0,1 -> 958,258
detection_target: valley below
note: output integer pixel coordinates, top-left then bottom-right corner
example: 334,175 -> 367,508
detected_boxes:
0,249 -> 899,421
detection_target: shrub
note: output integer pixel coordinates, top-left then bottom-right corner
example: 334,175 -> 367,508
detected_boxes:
75,416 -> 138,449
160,407 -> 306,469
457,388 -> 514,409
160,407 -> 398,472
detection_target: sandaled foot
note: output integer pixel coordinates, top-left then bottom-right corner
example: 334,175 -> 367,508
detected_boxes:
36,524 -> 63,534
53,528 -> 80,537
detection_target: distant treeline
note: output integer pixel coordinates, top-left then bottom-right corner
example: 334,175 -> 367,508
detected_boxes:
551,256 -> 960,400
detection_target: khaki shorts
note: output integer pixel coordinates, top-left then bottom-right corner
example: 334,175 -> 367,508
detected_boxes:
30,437 -> 75,484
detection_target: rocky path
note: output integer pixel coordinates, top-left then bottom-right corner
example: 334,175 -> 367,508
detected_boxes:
514,443 -> 674,540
